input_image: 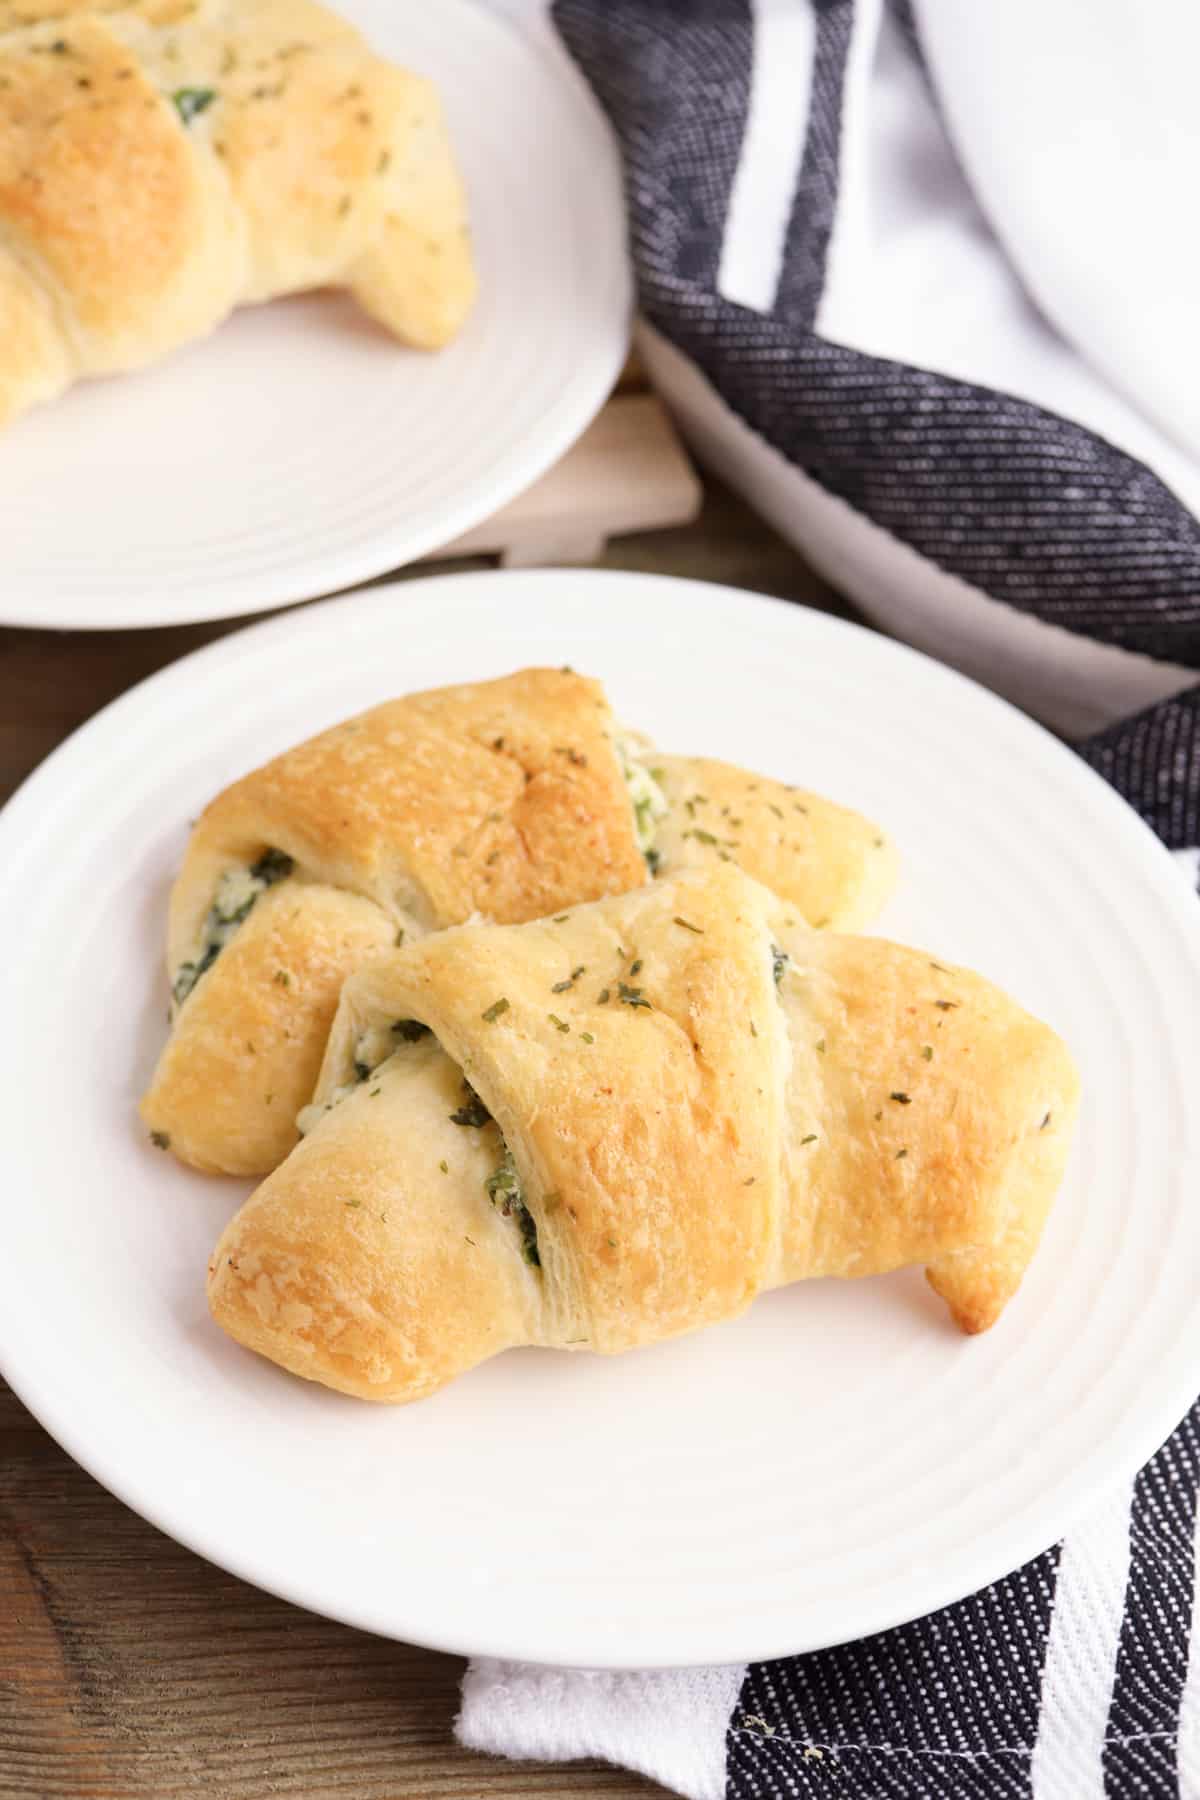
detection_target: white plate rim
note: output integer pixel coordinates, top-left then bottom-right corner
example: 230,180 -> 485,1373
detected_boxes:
1,568 -> 1199,1668
0,3 -> 631,631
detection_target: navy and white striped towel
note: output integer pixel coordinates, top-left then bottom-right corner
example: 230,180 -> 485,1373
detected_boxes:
459,3 -> 1200,1795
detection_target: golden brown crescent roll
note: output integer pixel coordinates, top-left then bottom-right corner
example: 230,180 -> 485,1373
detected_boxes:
142,668 -> 896,1177
649,754 -> 891,932
0,0 -> 476,433
206,864 -> 1079,1403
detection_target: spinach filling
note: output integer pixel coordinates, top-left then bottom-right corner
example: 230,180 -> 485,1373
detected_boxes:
484,1149 -> 540,1268
353,1019 -> 430,1081
172,848 -> 294,1008
448,1081 -> 540,1268
617,738 -> 668,874
299,1020 -> 430,1130
448,1080 -> 491,1129
302,1036 -> 542,1271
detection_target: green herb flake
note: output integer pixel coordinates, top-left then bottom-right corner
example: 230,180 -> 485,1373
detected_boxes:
934,999 -> 959,1011
816,1037 -> 826,1055
482,997 -> 510,1022
440,1159 -> 449,1173
551,965 -> 586,994
743,1177 -> 756,1186
890,1091 -> 912,1105
1040,1111 -> 1052,1130
617,982 -> 651,1010
921,1045 -> 933,1061
172,85 -> 217,124
394,927 -> 405,947
553,915 -> 569,923
686,827 -> 719,846
895,1148 -> 908,1160
344,1198 -> 362,1209
548,1013 -> 570,1033
597,988 -> 611,1005
629,958 -> 643,977
606,1236 -> 617,1249
768,802 -> 784,819
800,1134 -> 818,1145
580,1031 -> 595,1045
273,969 -> 290,987
149,1130 -> 171,1150
749,1020 -> 758,1037
772,945 -> 789,987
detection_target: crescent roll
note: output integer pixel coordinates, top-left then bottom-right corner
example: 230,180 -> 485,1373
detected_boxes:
142,668 -> 896,1177
207,864 -> 1080,1403
0,0 -> 476,434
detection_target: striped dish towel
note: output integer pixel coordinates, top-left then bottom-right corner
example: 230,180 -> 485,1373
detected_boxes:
460,3 -> 1200,1795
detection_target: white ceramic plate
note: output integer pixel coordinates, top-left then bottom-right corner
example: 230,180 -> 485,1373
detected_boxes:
0,4 -> 628,631
2,569 -> 1199,1669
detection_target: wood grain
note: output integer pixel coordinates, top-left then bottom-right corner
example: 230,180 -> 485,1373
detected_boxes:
0,479 -> 846,1799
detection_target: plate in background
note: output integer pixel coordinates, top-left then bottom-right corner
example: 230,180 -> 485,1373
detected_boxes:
0,569 -> 1198,1667
0,4 -> 629,629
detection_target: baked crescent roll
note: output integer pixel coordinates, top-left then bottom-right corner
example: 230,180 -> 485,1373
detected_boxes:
0,0 -> 475,433
206,864 -> 1079,1403
142,668 -> 896,1177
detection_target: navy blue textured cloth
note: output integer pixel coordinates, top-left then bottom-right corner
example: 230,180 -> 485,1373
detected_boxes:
555,0 -> 1200,669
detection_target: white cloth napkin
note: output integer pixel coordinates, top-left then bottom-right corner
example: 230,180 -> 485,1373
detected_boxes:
458,1662 -> 746,1799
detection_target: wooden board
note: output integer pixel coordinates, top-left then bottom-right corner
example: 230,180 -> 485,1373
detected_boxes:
424,393 -> 703,568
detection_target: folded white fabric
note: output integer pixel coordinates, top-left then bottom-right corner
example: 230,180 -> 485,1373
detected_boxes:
458,1661 -> 746,1800
457,5 -> 1200,1797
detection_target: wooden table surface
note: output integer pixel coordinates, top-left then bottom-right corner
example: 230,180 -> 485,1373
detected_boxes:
0,482 -> 846,1800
